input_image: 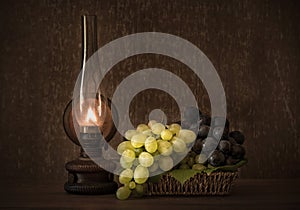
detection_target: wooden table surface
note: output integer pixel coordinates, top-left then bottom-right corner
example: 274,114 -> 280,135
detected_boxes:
0,179 -> 299,210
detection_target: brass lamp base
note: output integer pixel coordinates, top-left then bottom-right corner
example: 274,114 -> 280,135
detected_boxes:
64,150 -> 117,195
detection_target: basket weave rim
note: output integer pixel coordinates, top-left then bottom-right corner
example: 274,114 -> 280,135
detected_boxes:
147,170 -> 239,196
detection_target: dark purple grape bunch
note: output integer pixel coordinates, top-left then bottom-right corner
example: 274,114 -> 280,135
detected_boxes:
180,107 -> 246,168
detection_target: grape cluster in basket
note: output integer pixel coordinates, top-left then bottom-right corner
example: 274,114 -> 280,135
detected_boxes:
116,120 -> 196,200
115,107 -> 246,200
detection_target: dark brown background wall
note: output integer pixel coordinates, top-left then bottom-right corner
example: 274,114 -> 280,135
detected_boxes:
0,0 -> 299,181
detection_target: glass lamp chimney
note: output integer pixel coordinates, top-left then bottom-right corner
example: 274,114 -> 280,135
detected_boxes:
75,15 -> 105,157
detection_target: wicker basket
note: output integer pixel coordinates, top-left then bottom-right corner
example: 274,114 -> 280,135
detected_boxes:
147,171 -> 239,196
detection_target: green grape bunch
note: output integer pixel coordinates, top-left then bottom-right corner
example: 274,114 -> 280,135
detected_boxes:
115,120 -> 197,200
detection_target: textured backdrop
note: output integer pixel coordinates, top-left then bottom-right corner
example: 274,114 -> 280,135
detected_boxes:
0,0 -> 299,181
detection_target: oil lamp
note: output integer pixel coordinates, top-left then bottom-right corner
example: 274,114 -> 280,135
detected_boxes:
63,15 -> 117,194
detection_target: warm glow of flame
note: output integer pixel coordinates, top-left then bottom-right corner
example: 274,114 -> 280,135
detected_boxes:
85,107 -> 97,123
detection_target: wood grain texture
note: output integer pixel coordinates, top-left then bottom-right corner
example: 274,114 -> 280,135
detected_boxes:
0,0 -> 299,181
0,179 -> 299,209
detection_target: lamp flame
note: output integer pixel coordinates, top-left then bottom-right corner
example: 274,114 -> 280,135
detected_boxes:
85,107 -> 97,124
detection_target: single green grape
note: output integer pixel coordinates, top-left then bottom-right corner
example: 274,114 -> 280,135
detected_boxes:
160,129 -> 173,141
135,184 -> 144,196
178,129 -> 197,144
131,133 -> 147,148
144,136 -> 158,153
138,152 -> 154,167
175,147 -> 189,157
158,156 -> 174,171
192,163 -> 206,171
120,156 -> 133,169
116,186 -> 131,200
117,141 -> 135,155
168,123 -> 181,136
148,120 -> 157,128
171,137 -> 187,153
142,129 -> 153,136
128,181 -> 136,189
121,149 -> 136,163
124,130 -> 139,140
195,154 -> 208,164
157,140 -> 173,156
119,168 -> 133,184
136,124 -> 149,132
134,165 -> 149,184
151,123 -> 165,135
